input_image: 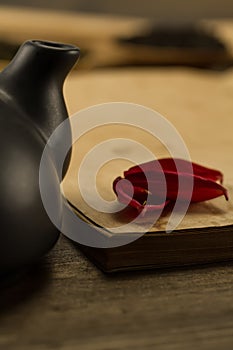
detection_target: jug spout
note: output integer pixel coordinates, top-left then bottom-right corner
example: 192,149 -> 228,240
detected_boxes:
0,40 -> 80,139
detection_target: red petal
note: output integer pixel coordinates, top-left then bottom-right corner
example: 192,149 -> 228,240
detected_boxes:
159,158 -> 223,184
124,158 -> 223,183
123,172 -> 228,202
113,159 -> 228,212
113,177 -> 169,212
162,172 -> 228,202
190,176 -> 228,202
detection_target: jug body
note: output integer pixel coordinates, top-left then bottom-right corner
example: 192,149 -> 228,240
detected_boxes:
0,40 -> 80,273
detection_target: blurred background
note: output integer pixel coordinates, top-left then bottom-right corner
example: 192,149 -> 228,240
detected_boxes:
0,0 -> 233,71
0,0 -> 233,19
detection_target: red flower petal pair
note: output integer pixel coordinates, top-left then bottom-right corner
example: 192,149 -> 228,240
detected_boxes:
113,158 -> 228,213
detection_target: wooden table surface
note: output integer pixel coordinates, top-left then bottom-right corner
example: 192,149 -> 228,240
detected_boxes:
1,236 -> 233,350
1,7 -> 233,349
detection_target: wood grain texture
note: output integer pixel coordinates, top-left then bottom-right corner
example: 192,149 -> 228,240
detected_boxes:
1,235 -> 233,350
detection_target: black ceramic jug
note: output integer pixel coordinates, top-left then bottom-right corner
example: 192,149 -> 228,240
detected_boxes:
0,40 -> 80,273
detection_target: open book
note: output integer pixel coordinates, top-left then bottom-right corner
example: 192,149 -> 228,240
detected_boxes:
61,62 -> 233,272
62,122 -> 233,272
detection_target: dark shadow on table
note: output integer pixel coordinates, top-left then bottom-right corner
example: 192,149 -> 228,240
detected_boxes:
0,259 -> 51,315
